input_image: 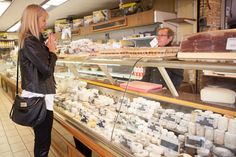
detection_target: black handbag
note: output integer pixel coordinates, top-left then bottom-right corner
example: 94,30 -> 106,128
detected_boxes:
9,53 -> 47,127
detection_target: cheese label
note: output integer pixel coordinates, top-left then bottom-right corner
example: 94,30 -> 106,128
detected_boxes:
150,37 -> 158,48
226,38 -> 236,50
196,116 -> 214,127
160,137 -> 180,152
185,135 -> 205,148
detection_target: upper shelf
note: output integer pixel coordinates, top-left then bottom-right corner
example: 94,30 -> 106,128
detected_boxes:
71,10 -> 155,36
164,18 -> 196,25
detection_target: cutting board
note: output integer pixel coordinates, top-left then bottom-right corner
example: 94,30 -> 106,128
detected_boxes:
120,81 -> 163,93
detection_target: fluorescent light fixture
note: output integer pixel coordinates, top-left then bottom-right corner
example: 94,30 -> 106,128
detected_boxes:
45,0 -> 68,6
0,1 -> 11,16
42,3 -> 50,9
7,21 -> 21,32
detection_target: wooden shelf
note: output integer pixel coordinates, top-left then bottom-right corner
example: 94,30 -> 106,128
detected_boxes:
177,52 -> 236,61
164,18 -> 196,25
71,10 -> 154,36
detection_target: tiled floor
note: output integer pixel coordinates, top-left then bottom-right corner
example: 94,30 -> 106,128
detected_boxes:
0,89 -> 56,157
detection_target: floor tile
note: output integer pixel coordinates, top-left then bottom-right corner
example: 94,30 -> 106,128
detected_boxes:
10,142 -> 26,153
0,143 -> 11,153
7,135 -> 22,145
0,151 -> 13,157
6,130 -> 19,137
0,135 -> 8,145
24,142 -> 34,152
21,134 -> 34,144
29,151 -> 34,157
18,129 -> 32,136
3,124 -> 16,131
13,150 -> 30,157
0,130 -> 6,136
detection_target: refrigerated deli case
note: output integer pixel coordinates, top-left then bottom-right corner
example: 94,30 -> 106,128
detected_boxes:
1,51 -> 236,157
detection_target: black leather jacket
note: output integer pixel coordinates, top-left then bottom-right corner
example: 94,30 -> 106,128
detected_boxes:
19,35 -> 57,94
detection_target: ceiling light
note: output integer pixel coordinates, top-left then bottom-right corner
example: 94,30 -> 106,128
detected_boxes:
42,3 -> 50,10
45,0 -> 68,6
7,21 -> 21,32
0,1 -> 11,16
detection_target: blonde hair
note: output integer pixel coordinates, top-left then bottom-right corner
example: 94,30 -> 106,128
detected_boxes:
18,4 -> 48,48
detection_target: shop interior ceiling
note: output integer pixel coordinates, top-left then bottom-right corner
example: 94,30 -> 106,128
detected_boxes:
0,0 -> 120,31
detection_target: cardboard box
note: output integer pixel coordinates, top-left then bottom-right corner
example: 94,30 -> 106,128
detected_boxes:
73,18 -> 83,28
93,9 -> 110,23
83,15 -> 93,26
54,19 -> 70,32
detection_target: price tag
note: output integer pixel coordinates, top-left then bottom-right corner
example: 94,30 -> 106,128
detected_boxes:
150,37 -> 158,48
185,135 -> 205,148
160,136 -> 180,152
226,38 -> 236,50
196,116 -> 214,127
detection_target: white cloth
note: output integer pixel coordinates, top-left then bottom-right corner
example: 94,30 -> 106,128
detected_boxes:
21,90 -> 55,111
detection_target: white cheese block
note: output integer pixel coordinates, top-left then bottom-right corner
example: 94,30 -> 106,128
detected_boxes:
188,122 -> 196,135
210,114 -> 222,129
224,132 -> 236,150
214,129 -> 225,145
134,149 -> 148,157
196,124 -> 205,137
228,118 -> 236,134
131,142 -> 143,153
205,127 -> 214,141
218,116 -> 229,131
200,87 -> 236,104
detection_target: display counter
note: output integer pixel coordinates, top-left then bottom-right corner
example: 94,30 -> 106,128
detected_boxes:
1,52 -> 236,157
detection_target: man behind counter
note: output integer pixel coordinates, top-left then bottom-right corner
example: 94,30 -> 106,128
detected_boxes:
141,27 -> 183,89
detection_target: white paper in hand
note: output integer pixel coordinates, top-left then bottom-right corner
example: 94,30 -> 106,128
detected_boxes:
150,37 -> 158,48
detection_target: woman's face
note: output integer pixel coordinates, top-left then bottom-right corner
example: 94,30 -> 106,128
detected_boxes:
38,13 -> 48,33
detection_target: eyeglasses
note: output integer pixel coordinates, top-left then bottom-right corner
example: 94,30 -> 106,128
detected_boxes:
157,34 -> 168,37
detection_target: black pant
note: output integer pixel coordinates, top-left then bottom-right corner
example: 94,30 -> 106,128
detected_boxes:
33,110 -> 53,157
73,137 -> 92,157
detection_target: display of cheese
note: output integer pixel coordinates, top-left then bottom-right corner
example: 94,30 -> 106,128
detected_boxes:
54,79 -> 236,157
180,29 -> 236,52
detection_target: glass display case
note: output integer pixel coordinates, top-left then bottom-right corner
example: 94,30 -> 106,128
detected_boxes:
52,53 -> 236,157
1,51 -> 236,157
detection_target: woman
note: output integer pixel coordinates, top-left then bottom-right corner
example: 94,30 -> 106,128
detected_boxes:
18,4 -> 57,157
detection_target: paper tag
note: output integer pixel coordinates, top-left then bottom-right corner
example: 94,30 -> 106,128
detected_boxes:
185,135 -> 205,148
150,37 -> 158,48
196,116 -> 214,127
160,136 -> 180,152
226,38 -> 236,50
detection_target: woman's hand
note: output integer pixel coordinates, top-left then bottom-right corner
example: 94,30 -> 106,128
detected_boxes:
46,33 -> 57,53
